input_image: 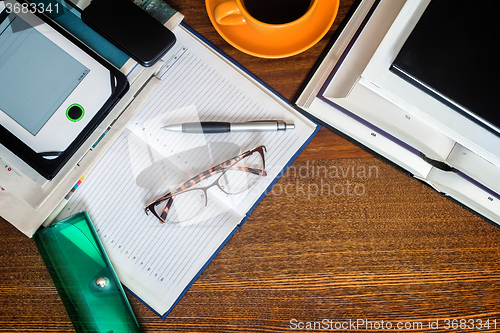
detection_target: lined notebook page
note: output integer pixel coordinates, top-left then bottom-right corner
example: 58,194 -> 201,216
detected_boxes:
58,25 -> 317,316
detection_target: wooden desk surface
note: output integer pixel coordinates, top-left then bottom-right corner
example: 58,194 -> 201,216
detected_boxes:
2,0 -> 500,332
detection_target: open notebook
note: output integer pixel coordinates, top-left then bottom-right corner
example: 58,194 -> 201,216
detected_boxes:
57,24 -> 318,317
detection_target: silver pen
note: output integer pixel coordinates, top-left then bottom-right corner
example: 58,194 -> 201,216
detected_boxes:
162,120 -> 295,133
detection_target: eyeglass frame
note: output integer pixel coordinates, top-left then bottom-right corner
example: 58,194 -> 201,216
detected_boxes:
144,145 -> 267,224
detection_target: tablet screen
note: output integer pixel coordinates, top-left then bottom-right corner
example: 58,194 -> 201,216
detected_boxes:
0,11 -> 89,136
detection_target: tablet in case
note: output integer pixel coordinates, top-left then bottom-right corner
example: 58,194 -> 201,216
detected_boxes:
0,0 -> 129,180
34,212 -> 142,333
0,0 -> 164,237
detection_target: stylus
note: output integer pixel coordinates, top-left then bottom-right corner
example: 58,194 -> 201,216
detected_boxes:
162,120 -> 295,133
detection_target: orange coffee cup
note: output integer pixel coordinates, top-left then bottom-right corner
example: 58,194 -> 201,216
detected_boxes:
214,0 -> 319,36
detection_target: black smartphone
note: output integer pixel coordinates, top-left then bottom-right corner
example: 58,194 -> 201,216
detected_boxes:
82,0 -> 176,67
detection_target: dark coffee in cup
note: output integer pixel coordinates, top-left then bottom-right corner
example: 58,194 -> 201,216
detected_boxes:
243,0 -> 312,25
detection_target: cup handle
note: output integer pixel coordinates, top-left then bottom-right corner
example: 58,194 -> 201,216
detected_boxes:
214,0 -> 246,25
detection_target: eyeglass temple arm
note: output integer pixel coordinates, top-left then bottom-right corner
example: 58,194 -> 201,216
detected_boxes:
230,165 -> 266,176
165,147 -> 266,196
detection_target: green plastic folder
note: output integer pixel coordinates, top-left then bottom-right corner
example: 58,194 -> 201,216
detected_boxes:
34,212 -> 142,333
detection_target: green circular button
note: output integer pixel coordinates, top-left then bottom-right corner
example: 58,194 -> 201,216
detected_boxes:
66,104 -> 84,122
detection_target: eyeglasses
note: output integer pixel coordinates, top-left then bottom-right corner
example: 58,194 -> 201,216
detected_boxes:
145,145 -> 267,224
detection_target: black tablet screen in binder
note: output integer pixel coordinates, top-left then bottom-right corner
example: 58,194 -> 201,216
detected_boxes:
390,0 -> 499,133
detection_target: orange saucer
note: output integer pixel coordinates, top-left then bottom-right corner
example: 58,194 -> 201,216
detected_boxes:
205,0 -> 339,58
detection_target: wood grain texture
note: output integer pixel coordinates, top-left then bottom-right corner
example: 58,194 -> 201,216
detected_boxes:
1,0 -> 500,332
